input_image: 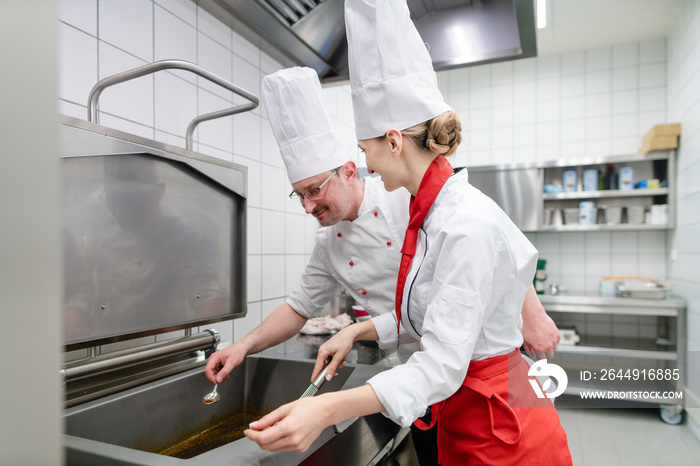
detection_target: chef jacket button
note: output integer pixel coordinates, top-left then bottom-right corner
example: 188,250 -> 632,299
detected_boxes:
349,261 -> 354,266
337,232 -> 342,237
386,241 -> 392,246
361,290 -> 367,295
374,211 -> 378,216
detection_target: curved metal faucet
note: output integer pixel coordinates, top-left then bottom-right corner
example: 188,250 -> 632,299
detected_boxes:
86,59 -> 259,150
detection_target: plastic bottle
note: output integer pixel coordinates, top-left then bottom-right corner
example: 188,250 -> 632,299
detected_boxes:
605,163 -> 617,190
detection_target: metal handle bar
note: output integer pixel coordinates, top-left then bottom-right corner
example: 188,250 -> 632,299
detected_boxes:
87,59 -> 259,150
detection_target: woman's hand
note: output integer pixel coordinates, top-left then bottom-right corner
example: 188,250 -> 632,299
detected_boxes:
245,385 -> 384,453
244,397 -> 332,452
312,320 -> 378,381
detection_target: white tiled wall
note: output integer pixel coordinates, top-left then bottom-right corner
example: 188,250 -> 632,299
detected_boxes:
56,0 -> 351,351
667,0 -> 700,422
438,39 -> 668,168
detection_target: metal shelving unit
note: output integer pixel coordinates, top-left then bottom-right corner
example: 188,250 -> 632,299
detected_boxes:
541,294 -> 686,424
541,151 -> 675,232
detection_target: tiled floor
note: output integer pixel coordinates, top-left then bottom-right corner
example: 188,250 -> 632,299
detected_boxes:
558,403 -> 700,465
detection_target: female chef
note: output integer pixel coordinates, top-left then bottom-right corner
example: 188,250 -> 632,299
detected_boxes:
245,1 -> 572,464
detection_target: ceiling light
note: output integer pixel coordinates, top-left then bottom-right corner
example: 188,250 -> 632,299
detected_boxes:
537,0 -> 547,29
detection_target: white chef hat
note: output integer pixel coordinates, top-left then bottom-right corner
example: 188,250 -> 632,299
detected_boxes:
261,67 -> 347,184
345,0 -> 452,140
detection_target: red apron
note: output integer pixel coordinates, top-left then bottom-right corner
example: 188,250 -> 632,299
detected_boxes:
415,350 -> 572,466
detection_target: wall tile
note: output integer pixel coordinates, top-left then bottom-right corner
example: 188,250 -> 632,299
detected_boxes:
586,69 -> 612,94
197,32 -> 232,100
513,80 -> 536,103
246,255 -> 262,302
233,112 -> 261,160
261,210 -> 285,254
491,61 -> 513,84
610,253 -> 638,276
613,43 -> 638,68
99,0 -> 153,62
537,77 -> 560,101
197,5 -> 231,50
562,50 -> 585,74
234,302 -> 261,341
98,44 -> 153,127
284,213 -> 306,255
640,38 -> 666,64
232,55 -> 261,106
612,89 -> 638,114
155,0 -> 196,26
232,30 -> 260,67
154,72 -> 197,137
612,113 -> 638,138
586,47 -> 612,71
470,66 -> 491,89
639,87 -> 666,112
57,23 -> 98,106
247,207 -> 262,255
514,58 -> 536,81
261,255 -> 285,299
285,255 -> 307,296
491,83 -> 513,106
448,67 -> 470,92
260,165 -> 287,212
197,90 -> 233,152
155,5 -> 197,70
561,73 -> 585,98
561,119 -> 585,142
57,0 -> 97,35
640,63 -> 666,88
612,67 -> 638,91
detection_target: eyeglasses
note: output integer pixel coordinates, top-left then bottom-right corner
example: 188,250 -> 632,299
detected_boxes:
289,168 -> 340,203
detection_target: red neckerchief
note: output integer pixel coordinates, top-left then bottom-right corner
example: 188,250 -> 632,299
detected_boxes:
395,155 -> 454,333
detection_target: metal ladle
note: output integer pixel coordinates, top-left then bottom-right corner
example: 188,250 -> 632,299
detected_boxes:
202,384 -> 220,404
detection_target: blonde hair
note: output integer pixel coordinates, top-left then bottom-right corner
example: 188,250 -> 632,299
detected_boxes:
401,111 -> 462,157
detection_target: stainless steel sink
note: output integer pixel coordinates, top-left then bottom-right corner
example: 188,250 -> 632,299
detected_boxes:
64,355 -> 401,465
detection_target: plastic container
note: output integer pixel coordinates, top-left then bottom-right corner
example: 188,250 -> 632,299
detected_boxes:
582,169 -> 599,191
562,208 -> 579,225
602,205 -> 622,224
650,204 -> 668,225
619,166 -> 634,191
578,201 -> 596,225
562,169 -> 578,192
626,205 -> 646,224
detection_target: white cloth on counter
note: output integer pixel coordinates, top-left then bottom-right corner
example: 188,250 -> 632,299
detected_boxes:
367,170 -> 538,427
261,67 -> 347,184
299,314 -> 353,335
286,176 -> 408,318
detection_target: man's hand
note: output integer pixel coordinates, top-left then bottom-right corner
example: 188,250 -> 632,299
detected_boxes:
520,285 -> 559,360
204,343 -> 247,384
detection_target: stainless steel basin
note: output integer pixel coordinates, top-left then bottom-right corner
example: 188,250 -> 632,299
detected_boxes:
64,356 -> 400,465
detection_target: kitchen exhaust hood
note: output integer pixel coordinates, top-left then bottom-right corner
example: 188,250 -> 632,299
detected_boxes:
199,0 -> 537,82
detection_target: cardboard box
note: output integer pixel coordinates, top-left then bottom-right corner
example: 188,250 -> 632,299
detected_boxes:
640,123 -> 681,153
640,134 -> 678,153
645,123 -> 681,137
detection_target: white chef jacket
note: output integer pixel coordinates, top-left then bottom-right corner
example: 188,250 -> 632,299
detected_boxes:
286,176 -> 409,317
367,169 -> 538,427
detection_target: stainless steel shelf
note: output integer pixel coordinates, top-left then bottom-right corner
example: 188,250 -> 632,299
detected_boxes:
540,295 -> 684,316
556,335 -> 677,360
540,223 -> 670,232
543,187 -> 669,201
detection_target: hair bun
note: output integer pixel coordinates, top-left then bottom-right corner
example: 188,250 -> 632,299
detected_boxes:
427,111 -> 462,156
